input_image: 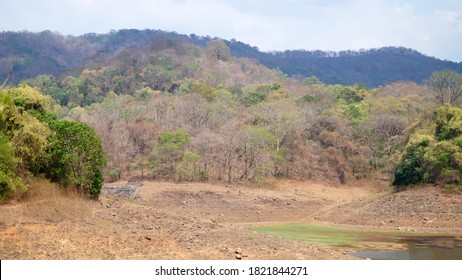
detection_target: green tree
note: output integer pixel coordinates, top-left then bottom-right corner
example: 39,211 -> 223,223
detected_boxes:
392,135 -> 432,190
435,104 -> 462,141
337,87 -> 364,104
1,86 -> 53,173
393,105 -> 462,190
11,114 -> 51,172
302,75 -> 323,86
239,126 -> 276,181
47,120 -> 106,199
176,150 -> 201,181
424,141 -> 462,184
151,130 -> 190,178
0,132 -> 25,201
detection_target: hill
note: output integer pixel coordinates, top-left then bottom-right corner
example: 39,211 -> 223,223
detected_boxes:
1,29 -> 462,87
228,44 -> 462,87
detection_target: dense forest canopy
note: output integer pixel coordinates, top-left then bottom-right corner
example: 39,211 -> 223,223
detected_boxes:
1,28 -> 462,201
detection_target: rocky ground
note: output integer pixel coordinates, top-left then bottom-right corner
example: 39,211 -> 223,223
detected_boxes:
1,179 -> 461,259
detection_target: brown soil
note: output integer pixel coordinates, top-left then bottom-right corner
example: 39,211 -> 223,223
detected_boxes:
1,179 -> 461,260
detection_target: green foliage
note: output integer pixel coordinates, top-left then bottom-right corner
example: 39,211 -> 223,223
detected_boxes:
136,86 -> 159,101
394,104 -> 462,190
142,59 -> 179,92
302,75 -> 323,86
435,105 -> 462,141
392,135 -> 432,190
0,133 -> 25,201
157,130 -> 190,148
106,168 -> 120,182
11,114 -> 52,171
1,87 -> 53,172
0,170 -> 24,202
337,87 -> 364,104
443,183 -> 462,193
176,150 -> 201,181
46,120 -> 106,199
7,85 -> 54,112
199,170 -> 209,182
189,82 -> 216,101
423,141 -> 462,184
272,147 -> 288,165
301,94 -> 320,103
151,130 -> 190,178
0,133 -> 14,171
241,84 -> 281,106
21,75 -> 67,106
243,90 -> 269,106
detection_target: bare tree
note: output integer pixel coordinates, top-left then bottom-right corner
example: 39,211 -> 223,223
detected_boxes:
426,70 -> 462,106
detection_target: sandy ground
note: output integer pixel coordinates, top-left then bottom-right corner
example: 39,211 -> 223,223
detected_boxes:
1,179 -> 461,259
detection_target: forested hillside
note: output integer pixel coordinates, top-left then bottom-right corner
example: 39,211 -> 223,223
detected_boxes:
2,28 -> 462,200
2,29 -> 462,87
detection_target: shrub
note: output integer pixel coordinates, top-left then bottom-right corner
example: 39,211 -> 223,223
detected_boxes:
392,135 -> 431,190
46,120 -> 106,199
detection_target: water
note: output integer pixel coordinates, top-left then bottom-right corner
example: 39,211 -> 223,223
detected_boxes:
247,223 -> 462,260
351,237 -> 462,260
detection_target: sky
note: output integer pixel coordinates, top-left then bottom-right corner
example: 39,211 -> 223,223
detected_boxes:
1,0 -> 462,62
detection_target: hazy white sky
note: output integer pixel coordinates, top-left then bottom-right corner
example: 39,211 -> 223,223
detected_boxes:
1,0 -> 462,62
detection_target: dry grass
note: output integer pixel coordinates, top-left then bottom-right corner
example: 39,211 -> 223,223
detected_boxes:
0,178 -> 189,259
0,178 -> 94,226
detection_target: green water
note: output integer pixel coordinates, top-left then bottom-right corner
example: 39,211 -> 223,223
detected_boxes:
247,223 -> 462,260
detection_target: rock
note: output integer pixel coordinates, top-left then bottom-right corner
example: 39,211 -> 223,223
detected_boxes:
145,236 -> 152,241
296,253 -> 304,260
256,211 -> 262,216
380,221 -> 387,226
235,248 -> 243,254
235,253 -> 242,259
423,217 -> 430,221
102,185 -> 140,200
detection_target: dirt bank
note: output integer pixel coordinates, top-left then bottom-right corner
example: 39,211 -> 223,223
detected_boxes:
1,179 -> 461,259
